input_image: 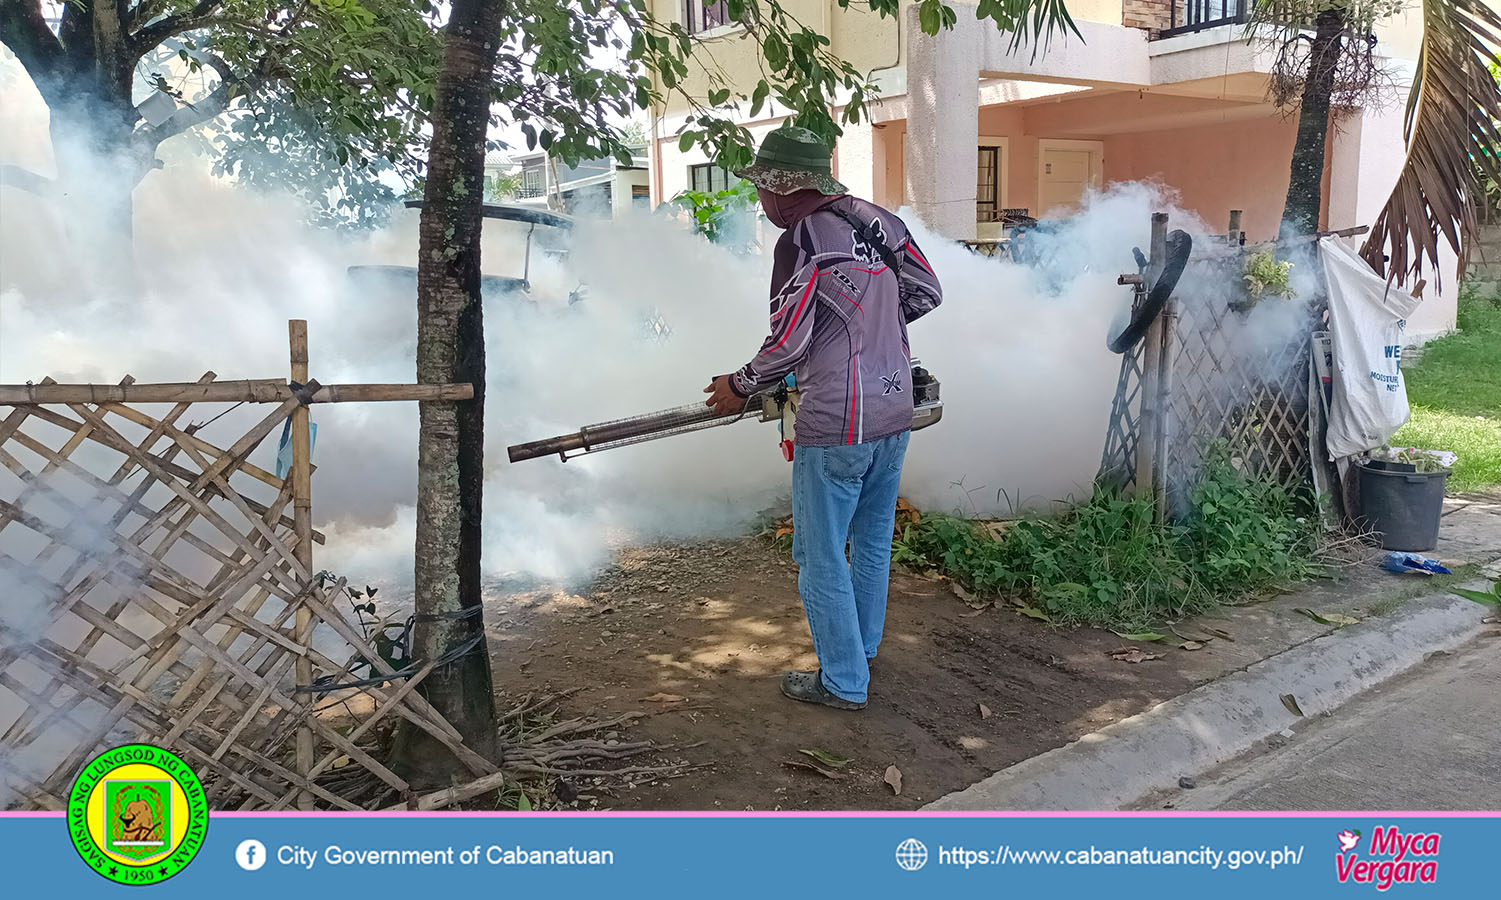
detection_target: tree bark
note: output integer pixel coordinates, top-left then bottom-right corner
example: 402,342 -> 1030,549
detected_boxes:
2,0 -> 146,253
391,0 -> 503,782
1280,6 -> 1347,242
1,1 -> 231,251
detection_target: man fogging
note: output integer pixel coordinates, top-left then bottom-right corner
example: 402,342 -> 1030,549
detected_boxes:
703,126 -> 943,710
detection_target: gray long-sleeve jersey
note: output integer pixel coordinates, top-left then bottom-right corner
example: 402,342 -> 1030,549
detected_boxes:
729,196 -> 944,447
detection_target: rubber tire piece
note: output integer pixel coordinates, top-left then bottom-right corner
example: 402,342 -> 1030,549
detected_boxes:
1108,229 -> 1193,354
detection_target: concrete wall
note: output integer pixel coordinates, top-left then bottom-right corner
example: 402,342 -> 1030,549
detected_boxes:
875,97 -> 1297,241
611,168 -> 652,213
647,0 -> 900,116
1327,101 -> 1460,341
652,115 -> 789,202
1105,112 -> 1299,240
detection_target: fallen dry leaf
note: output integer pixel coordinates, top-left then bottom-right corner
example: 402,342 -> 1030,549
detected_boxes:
884,764 -> 903,795
984,521 -> 1011,540
1294,608 -> 1339,626
1109,647 -> 1164,664
1202,627 -> 1234,641
798,748 -> 852,769
782,761 -> 846,780
1280,693 -> 1305,717
1296,609 -> 1361,627
895,497 -> 922,524
958,608 -> 986,618
893,498 -> 921,538
773,526 -> 794,539
951,582 -> 972,601
1170,625 -> 1214,644
978,703 -> 992,719
640,692 -> 686,703
1179,640 -> 1204,651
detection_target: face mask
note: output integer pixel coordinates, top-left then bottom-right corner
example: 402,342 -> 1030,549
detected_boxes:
760,189 -> 793,228
759,189 -> 830,228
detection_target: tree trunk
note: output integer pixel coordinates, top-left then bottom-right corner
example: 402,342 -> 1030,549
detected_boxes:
49,91 -> 141,263
1280,7 -> 1347,242
2,0 -> 145,257
391,0 -> 503,782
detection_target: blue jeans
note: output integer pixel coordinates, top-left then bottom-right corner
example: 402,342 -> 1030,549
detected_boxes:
790,430 -> 910,702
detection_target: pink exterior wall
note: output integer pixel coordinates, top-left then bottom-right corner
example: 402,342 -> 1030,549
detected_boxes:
878,95 -> 1348,250
978,106 -> 1036,214
1104,115 -> 1300,241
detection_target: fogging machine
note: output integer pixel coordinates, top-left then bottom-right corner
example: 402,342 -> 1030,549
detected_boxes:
507,360 -> 943,463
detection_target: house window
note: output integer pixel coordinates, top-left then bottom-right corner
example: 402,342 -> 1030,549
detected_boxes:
632,184 -> 651,208
683,0 -> 729,35
518,166 -> 545,199
689,162 -> 736,194
977,146 -> 1001,223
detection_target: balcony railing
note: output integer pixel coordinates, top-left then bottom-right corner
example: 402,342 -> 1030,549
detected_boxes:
1161,0 -> 1250,38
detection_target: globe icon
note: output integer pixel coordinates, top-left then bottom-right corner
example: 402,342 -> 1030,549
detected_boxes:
895,837 -> 928,871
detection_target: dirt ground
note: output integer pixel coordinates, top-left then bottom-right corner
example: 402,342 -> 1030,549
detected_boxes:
481,537 -> 1197,811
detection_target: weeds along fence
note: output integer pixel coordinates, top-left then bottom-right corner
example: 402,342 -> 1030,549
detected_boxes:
0,320 -> 497,811
1100,212 -> 1364,519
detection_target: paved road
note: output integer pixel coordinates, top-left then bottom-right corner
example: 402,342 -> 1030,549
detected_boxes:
1162,636 -> 1501,810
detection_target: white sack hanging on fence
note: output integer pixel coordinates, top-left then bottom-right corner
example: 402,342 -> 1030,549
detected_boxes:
1320,236 -> 1421,459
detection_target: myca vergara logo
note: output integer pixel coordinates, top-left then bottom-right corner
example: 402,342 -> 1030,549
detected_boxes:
1335,825 -> 1440,891
68,744 -> 208,886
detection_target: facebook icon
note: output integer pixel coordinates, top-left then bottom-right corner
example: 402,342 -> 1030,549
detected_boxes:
235,839 -> 267,871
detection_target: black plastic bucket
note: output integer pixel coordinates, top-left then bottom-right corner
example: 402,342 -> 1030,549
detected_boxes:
1357,463 -> 1450,551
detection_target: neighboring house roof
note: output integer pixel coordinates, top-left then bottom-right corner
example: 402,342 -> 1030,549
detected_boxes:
554,171 -> 617,192
511,147 -> 648,171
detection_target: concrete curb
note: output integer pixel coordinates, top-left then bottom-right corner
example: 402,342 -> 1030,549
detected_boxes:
925,586 -> 1495,811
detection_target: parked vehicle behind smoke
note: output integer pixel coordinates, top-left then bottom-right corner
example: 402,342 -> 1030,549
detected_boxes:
346,202 -> 584,305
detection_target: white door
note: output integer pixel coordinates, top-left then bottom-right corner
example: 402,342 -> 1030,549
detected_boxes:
1039,143 -> 1102,214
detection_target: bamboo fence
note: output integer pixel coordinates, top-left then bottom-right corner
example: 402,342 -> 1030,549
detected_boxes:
0,320 -> 497,810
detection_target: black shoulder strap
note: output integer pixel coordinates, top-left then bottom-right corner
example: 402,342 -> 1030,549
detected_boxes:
827,205 -> 903,276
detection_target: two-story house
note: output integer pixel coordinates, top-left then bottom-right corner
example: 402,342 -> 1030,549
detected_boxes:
645,1 -> 1461,340
507,147 -> 652,217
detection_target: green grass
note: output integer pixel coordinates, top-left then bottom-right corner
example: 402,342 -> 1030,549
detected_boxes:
1364,563 -> 1481,618
891,450 -> 1323,632
1391,289 -> 1501,493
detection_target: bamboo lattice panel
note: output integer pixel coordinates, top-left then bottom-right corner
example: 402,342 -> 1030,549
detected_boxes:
1099,303 -> 1148,488
1164,267 -> 1317,508
0,375 -> 493,810
1099,255 -> 1318,514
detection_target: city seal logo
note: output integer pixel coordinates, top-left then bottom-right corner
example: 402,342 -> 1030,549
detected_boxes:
68,744 -> 208,885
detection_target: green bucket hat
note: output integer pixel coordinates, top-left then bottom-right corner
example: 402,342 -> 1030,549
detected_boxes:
735,125 -> 847,196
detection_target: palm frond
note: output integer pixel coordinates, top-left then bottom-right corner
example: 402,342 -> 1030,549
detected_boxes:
1360,0 -> 1501,284
972,0 -> 1085,62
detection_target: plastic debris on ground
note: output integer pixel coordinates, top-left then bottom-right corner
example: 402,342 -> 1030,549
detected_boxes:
1380,552 -> 1453,576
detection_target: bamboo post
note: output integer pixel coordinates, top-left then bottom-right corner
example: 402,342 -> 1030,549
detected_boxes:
1155,295 -> 1178,524
289,320 -> 315,809
1134,212 -> 1169,502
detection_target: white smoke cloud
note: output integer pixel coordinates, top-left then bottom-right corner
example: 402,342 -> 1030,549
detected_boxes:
2,50 -> 1294,602
0,471 -> 146,808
